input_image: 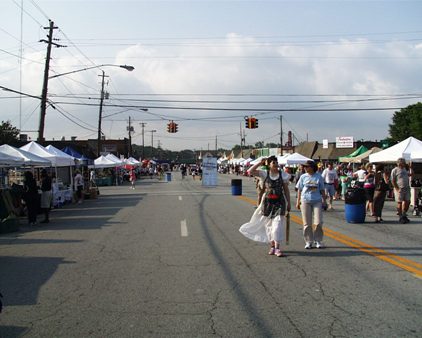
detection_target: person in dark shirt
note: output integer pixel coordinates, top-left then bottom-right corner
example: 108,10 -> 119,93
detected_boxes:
40,169 -> 52,223
23,171 -> 38,226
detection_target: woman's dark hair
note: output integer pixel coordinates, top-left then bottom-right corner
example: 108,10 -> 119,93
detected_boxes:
24,171 -> 34,181
266,156 -> 277,164
375,163 -> 384,172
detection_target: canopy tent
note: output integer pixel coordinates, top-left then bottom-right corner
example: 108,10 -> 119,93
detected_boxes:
21,141 -> 74,167
124,157 -> 141,169
338,145 -> 369,162
62,146 -> 93,164
250,156 -> 264,165
125,157 -> 141,166
369,137 -> 422,163
277,154 -> 289,164
91,155 -> 121,168
279,152 -> 312,165
339,147 -> 382,164
0,144 -> 51,166
409,151 -> 422,161
46,145 -> 76,163
105,153 -> 124,166
0,150 -> 24,167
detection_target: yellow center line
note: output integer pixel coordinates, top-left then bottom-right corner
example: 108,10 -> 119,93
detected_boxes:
237,195 -> 422,278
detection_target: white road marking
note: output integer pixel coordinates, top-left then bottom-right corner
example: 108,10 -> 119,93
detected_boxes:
181,219 -> 188,237
179,196 -> 183,201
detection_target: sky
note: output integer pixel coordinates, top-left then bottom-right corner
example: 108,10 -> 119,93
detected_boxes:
1,0 -> 422,152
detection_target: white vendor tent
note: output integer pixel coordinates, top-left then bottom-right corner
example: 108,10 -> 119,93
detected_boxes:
409,151 -> 422,161
21,141 -> 74,167
105,153 -> 124,166
0,144 -> 51,167
46,145 -> 76,165
250,156 -> 265,165
369,137 -> 422,163
92,155 -> 121,168
125,157 -> 141,166
280,152 -> 312,165
0,150 -> 24,167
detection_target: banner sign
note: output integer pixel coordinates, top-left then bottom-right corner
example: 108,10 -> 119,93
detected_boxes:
322,139 -> 328,149
202,155 -> 218,187
336,136 -> 354,148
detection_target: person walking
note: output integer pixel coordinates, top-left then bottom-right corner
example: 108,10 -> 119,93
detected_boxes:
89,169 -> 97,188
74,170 -> 84,204
340,164 -> 354,200
40,169 -> 52,223
391,157 -> 412,223
23,171 -> 38,226
129,169 -> 136,189
321,162 -> 338,210
239,156 -> 291,257
363,163 -> 376,216
296,160 -> 326,249
373,163 -> 390,223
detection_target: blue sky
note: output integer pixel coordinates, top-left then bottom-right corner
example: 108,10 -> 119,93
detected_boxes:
1,0 -> 422,152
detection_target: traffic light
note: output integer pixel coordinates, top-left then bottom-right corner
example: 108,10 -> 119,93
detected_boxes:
174,123 -> 178,133
245,116 -> 258,129
167,122 -> 172,133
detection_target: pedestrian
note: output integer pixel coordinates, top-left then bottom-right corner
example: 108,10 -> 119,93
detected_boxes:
90,169 -> 97,188
129,169 -> 136,189
341,164 -> 354,200
353,164 -> 367,188
391,157 -> 412,223
180,164 -> 187,179
296,160 -> 326,249
40,169 -> 52,223
23,171 -> 38,226
321,162 -> 338,210
74,170 -> 84,204
373,163 -> 390,223
363,163 -> 376,216
239,156 -> 291,257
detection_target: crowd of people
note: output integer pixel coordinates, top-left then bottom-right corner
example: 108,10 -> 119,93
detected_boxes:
240,156 -> 415,257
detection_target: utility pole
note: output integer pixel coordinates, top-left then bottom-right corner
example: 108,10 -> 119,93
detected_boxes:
97,70 -> 108,156
280,115 -> 283,156
140,122 -> 146,159
38,20 -> 64,142
150,130 -> 156,158
127,116 -> 134,157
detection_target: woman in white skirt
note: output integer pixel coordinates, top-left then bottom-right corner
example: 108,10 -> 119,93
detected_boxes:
239,156 -> 291,257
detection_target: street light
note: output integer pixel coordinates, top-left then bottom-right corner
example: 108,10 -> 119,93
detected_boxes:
38,63 -> 135,144
48,64 -> 134,79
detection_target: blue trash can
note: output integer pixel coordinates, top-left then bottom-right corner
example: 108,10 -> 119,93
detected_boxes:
344,188 -> 366,223
231,179 -> 242,195
166,172 -> 172,182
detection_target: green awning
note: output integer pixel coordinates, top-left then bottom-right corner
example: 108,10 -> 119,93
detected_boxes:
338,145 -> 368,162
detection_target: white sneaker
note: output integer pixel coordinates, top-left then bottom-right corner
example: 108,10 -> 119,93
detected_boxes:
315,241 -> 324,249
305,242 -> 312,249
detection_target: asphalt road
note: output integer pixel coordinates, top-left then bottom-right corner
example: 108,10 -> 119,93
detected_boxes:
0,172 -> 421,337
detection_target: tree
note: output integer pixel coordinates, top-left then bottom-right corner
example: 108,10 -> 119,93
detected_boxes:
389,102 -> 422,142
0,120 -> 20,145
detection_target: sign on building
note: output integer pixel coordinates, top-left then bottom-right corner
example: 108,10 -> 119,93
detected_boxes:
335,136 -> 354,148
